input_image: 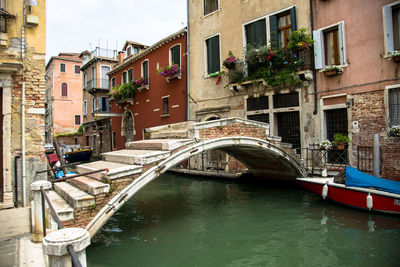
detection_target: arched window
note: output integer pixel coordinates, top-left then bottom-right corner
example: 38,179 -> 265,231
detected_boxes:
61,83 -> 68,96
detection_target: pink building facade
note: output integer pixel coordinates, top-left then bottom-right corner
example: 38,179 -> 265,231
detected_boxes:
313,0 -> 400,179
45,53 -> 83,142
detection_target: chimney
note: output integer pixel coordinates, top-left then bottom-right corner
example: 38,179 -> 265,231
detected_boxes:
118,51 -> 125,65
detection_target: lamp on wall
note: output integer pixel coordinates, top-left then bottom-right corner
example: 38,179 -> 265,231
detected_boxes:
346,99 -> 354,108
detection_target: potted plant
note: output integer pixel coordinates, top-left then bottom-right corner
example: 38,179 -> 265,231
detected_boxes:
108,82 -> 136,103
333,133 -> 350,150
389,50 -> 400,62
157,64 -> 183,82
320,65 -> 344,76
388,125 -> 400,137
288,28 -> 314,51
319,140 -> 332,150
134,77 -> 148,91
223,51 -> 238,70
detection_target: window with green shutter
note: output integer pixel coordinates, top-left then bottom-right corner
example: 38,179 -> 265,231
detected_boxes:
142,61 -> 149,81
206,35 -> 220,75
128,68 -> 133,81
245,19 -> 266,47
171,45 -> 181,66
269,7 -> 297,48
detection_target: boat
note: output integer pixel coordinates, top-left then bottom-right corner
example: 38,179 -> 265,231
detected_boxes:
63,148 -> 92,163
297,166 -> 400,215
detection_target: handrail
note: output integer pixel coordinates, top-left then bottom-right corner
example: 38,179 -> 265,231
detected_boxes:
40,186 -> 83,267
36,162 -> 86,174
49,168 -> 109,183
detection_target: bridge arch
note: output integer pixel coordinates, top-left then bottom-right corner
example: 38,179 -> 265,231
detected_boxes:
86,136 -> 307,237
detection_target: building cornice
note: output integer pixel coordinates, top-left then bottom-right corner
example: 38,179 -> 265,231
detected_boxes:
108,28 -> 187,75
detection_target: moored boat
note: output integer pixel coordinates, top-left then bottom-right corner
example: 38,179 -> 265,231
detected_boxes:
64,148 -> 92,163
297,166 -> 400,215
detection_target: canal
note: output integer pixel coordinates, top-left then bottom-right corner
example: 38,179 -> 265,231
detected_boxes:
87,172 -> 400,266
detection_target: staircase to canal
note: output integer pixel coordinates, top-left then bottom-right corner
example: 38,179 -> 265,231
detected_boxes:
43,118 -> 307,237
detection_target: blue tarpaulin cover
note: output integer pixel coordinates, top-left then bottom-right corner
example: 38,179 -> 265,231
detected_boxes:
345,166 -> 400,195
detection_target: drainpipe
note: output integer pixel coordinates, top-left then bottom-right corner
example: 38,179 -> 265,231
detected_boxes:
21,2 -> 27,207
186,0 -> 190,121
14,155 -> 21,207
310,0 -> 318,115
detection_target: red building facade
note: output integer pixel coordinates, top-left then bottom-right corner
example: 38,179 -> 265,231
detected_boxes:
108,29 -> 187,150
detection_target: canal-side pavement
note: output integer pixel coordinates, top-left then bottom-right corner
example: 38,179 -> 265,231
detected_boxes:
0,207 -> 47,266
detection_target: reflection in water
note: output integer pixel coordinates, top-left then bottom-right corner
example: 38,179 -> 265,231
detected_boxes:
88,172 -> 400,267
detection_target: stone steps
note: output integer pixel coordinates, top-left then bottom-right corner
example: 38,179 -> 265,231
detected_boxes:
67,176 -> 110,196
102,149 -> 170,165
53,182 -> 95,209
47,190 -> 74,222
125,139 -> 194,151
76,161 -> 142,181
148,130 -> 194,139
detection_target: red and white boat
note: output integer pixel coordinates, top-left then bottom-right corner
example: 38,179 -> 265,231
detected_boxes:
297,167 -> 400,215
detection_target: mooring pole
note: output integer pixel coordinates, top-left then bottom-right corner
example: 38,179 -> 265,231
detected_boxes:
373,134 -> 380,177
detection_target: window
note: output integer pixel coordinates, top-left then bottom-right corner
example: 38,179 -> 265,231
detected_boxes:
204,0 -> 218,16
111,77 -> 116,88
245,19 -> 266,47
122,71 -> 127,84
92,66 -> 96,82
273,92 -> 299,108
205,35 -> 220,74
97,97 -> 109,112
134,47 -> 139,54
313,22 -> 346,69
163,97 -> 169,115
74,65 -> 80,74
86,135 -> 89,146
83,73 -> 87,88
61,83 -> 68,96
128,68 -> 133,81
269,7 -> 297,48
389,87 -> 400,125
112,131 -> 117,150
127,47 -> 132,57
0,0 -> 8,33
60,63 -> 66,72
92,97 -> 96,112
142,60 -> 149,82
170,45 -> 181,66
83,100 -> 87,115
74,115 -> 81,125
384,3 -> 400,53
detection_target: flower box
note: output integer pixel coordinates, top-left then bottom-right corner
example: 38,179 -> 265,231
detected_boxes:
165,73 -> 182,83
324,70 -> 340,76
137,85 -> 149,92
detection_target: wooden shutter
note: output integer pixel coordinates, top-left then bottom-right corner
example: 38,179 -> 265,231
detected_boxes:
269,15 -> 278,48
171,45 -> 180,66
313,30 -> 324,69
143,61 -> 148,80
338,22 -> 347,64
245,23 -> 256,46
255,19 -> 266,47
290,6 -> 297,32
384,5 -> 394,53
207,35 -> 220,74
97,97 -> 102,111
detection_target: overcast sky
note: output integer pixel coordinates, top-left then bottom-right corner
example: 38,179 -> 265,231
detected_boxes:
46,0 -> 187,63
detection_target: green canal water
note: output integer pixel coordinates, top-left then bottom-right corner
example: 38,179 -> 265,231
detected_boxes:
87,172 -> 400,266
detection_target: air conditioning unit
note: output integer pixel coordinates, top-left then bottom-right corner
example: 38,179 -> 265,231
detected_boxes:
26,15 -> 39,27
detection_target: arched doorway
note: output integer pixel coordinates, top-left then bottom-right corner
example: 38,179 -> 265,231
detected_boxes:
123,111 -> 134,142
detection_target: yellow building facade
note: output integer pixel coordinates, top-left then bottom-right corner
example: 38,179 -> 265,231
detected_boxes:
0,0 -> 46,208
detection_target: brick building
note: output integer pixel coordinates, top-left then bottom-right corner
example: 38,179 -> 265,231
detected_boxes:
108,29 -> 187,150
312,0 -> 400,179
45,53 -> 82,142
0,0 -> 47,208
79,48 -> 119,156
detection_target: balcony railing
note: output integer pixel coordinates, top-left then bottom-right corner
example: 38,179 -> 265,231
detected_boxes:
82,47 -> 117,66
93,107 -> 110,114
84,78 -> 110,91
303,144 -> 348,175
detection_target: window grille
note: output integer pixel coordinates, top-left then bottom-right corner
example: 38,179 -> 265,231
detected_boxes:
273,92 -> 299,108
247,96 -> 268,111
276,111 -> 300,150
247,114 -> 269,124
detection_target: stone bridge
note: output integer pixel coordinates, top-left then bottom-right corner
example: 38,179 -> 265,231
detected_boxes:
44,118 -> 307,237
